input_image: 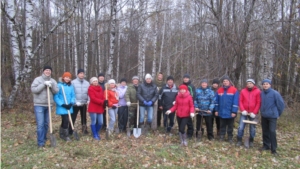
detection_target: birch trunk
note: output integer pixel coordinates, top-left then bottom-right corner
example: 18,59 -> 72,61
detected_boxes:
73,22 -> 78,74
138,0 -> 146,80
151,11 -> 158,77
158,12 -> 166,73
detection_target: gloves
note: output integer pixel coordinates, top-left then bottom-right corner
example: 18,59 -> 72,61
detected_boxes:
126,102 -> 131,106
147,101 -> 153,106
143,101 -> 148,105
190,113 -> 195,118
112,106 -> 117,109
165,110 -> 171,115
76,102 -> 82,106
173,101 -> 176,105
241,110 -> 248,116
104,100 -> 108,107
67,104 -> 73,110
44,81 -> 52,88
250,113 -> 256,118
61,104 -> 68,109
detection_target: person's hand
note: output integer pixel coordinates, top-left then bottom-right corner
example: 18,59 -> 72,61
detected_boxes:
66,104 -> 73,110
112,106 -> 117,109
195,108 -> 200,112
104,100 -> 108,107
143,101 -> 148,105
76,102 -> 82,106
61,104 -> 68,109
190,113 -> 195,118
44,81 -> 52,88
165,110 -> 171,115
173,101 -> 176,105
159,106 -> 163,110
241,110 -> 248,116
250,113 -> 256,118
215,112 -> 218,116
148,101 -> 153,105
126,102 -> 131,106
207,110 -> 212,114
231,113 -> 236,118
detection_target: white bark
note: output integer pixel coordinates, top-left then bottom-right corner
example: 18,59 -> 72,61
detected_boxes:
158,12 -> 166,73
151,10 -> 158,77
73,23 -> 78,74
138,0 -> 146,80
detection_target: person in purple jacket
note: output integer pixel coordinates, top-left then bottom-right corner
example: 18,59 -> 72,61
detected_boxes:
117,78 -> 128,132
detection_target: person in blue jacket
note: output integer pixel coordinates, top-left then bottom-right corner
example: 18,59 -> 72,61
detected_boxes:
260,79 -> 284,156
214,76 -> 239,143
54,72 -> 75,141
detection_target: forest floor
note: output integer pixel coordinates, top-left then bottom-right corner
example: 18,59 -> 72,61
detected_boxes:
1,105 -> 300,169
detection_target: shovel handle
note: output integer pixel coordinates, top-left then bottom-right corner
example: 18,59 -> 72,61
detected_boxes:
61,86 -> 75,130
47,86 -> 53,133
105,84 -> 109,130
136,101 -> 139,128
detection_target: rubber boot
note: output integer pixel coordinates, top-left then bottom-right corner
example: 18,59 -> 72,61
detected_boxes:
59,127 -> 64,140
220,135 -> 224,141
90,125 -> 100,140
96,124 -> 102,133
228,136 -> 233,144
236,137 -> 242,146
182,133 -> 188,146
249,137 -> 254,148
179,133 -> 184,146
82,125 -> 89,135
63,128 -> 71,141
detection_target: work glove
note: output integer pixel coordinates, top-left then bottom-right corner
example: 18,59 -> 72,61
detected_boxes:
241,110 -> 248,116
104,100 -> 108,107
44,81 -> 52,88
66,104 -> 72,110
143,101 -> 148,106
61,104 -> 68,109
147,101 -> 153,106
250,112 -> 256,118
190,113 -> 195,118
126,102 -> 131,106
76,102 -> 82,106
112,106 -> 117,109
165,110 -> 171,115
173,101 -> 176,105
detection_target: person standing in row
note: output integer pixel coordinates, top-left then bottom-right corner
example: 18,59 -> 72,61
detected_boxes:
88,77 -> 105,140
54,72 -> 75,141
215,76 -> 239,143
211,78 -> 220,137
155,72 -> 165,128
236,79 -> 261,147
137,74 -> 158,133
71,69 -> 89,135
260,79 -> 285,156
104,79 -> 119,133
166,85 -> 195,146
117,78 -> 128,132
194,79 -> 216,141
31,66 -> 59,148
158,76 -> 178,133
125,76 -> 140,132
98,73 -> 107,130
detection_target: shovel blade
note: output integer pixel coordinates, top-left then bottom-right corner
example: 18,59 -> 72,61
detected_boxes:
73,131 -> 80,141
50,134 -> 56,148
133,128 -> 141,138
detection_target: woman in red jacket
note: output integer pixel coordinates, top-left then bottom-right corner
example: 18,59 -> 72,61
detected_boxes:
166,85 -> 195,146
236,79 -> 261,147
88,77 -> 105,140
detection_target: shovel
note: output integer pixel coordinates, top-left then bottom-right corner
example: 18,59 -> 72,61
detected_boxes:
47,86 -> 56,147
61,86 -> 80,141
133,102 -> 141,138
243,119 -> 258,148
126,103 -> 138,137
105,84 -> 110,139
164,114 -> 169,143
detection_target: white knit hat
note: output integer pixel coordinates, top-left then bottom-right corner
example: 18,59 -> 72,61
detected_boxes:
246,79 -> 255,84
108,79 -> 116,84
145,73 -> 152,80
89,77 -> 98,84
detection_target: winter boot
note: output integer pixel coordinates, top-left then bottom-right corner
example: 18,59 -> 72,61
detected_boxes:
90,125 -> 100,140
236,137 -> 242,146
217,129 -> 220,137
220,135 -> 224,141
96,124 -> 102,133
249,137 -> 254,148
82,125 -> 89,135
196,131 -> 201,142
179,133 -> 184,146
228,136 -> 233,144
182,133 -> 188,146
63,128 -> 71,141
59,127 -> 64,139
201,128 -> 204,136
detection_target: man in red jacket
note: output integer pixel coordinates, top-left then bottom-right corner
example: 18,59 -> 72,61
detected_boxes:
236,79 -> 261,147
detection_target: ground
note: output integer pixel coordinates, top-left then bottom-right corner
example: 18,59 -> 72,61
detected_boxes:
1,107 -> 300,169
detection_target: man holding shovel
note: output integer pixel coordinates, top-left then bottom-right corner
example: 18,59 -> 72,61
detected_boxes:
125,76 -> 139,135
31,66 -> 59,148
236,79 -> 261,147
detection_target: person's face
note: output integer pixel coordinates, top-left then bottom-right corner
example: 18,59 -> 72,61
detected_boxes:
180,89 -> 186,94
167,79 -> 174,86
98,76 -> 104,82
246,82 -> 254,89
212,83 -> 219,89
132,79 -> 139,85
43,69 -> 51,77
157,74 -> 163,81
146,78 -> 152,83
92,80 -> 98,86
201,82 -> 208,88
223,80 -> 230,86
121,81 -> 126,86
262,83 -> 271,90
109,83 -> 115,88
78,72 -> 84,79
183,78 -> 189,83
63,77 -> 71,83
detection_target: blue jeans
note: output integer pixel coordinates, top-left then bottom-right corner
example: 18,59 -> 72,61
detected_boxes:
139,106 -> 153,123
34,106 -> 49,146
89,113 -> 103,125
108,108 -> 118,130
237,115 -> 256,138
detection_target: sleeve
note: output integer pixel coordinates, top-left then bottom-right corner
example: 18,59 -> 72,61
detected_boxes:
214,92 -> 219,112
31,78 -> 45,94
54,85 -> 64,106
209,91 -> 215,111
169,96 -> 178,112
151,86 -> 159,103
194,89 -> 198,108
89,88 -> 104,104
70,86 -> 76,104
232,90 -> 239,113
239,90 -> 245,111
189,96 -> 195,113
158,87 -> 164,107
275,92 -> 285,116
125,87 -> 130,102
50,79 -> 59,94
253,90 -> 261,114
137,85 -> 145,102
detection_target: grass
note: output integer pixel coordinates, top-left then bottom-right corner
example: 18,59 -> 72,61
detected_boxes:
1,107 -> 300,168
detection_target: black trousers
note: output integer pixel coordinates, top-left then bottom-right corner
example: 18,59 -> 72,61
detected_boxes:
196,114 -> 213,138
261,117 -> 277,152
69,105 -> 87,133
61,114 -> 69,129
212,111 -> 220,131
117,106 -> 128,131
177,116 -> 190,134
220,118 -> 235,137
128,107 -> 137,128
186,116 -> 194,137
163,109 -> 175,128
157,108 -> 163,127
103,110 -> 107,128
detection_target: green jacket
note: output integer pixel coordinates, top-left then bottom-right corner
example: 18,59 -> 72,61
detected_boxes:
125,83 -> 138,110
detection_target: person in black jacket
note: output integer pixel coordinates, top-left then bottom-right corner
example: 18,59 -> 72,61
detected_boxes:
181,74 -> 196,139
137,74 -> 159,132
158,76 -> 178,133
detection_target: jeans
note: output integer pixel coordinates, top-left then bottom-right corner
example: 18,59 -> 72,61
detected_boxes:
89,113 -> 103,126
237,115 -> 256,138
139,106 -> 153,123
261,117 -> 277,152
34,106 -> 49,146
108,108 -> 118,130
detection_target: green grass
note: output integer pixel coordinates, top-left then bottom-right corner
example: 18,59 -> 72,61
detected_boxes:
1,108 -> 300,168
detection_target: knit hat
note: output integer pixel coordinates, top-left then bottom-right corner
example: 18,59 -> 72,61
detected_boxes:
179,85 -> 188,91
212,78 -> 220,85
43,65 -> 52,71
108,79 -> 116,84
77,68 -> 84,75
222,76 -> 230,82
262,79 -> 271,85
132,76 -> 139,80
246,79 -> 255,84
62,72 -> 72,79
120,78 -> 127,83
89,77 -> 98,84
200,79 -> 208,84
183,74 -> 190,79
145,73 -> 152,80
166,76 -> 174,81
98,73 -> 105,77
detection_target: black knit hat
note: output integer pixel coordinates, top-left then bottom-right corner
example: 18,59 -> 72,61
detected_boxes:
183,74 -> 190,79
43,65 -> 52,71
120,78 -> 127,83
77,68 -> 84,75
212,78 -> 220,84
98,73 -> 105,77
166,76 -> 174,81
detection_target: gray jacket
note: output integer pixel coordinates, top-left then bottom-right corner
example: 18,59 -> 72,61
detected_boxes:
31,74 -> 59,106
71,77 -> 89,104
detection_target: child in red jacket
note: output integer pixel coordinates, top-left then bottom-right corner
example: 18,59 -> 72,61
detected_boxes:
166,85 -> 195,146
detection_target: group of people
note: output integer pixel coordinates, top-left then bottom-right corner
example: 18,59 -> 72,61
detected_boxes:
31,66 -> 285,156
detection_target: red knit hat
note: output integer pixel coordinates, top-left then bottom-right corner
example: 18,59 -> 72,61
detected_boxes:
62,72 -> 72,79
179,85 -> 188,91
